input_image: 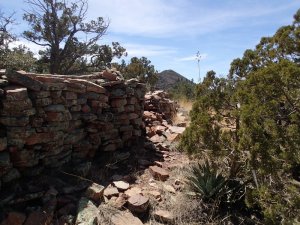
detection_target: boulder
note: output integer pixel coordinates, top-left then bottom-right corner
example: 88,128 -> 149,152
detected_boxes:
127,194 -> 149,213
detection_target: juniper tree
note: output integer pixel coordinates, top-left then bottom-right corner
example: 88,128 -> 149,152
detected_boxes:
23,0 -> 109,74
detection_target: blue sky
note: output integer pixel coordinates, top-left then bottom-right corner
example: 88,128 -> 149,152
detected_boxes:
1,0 -> 300,81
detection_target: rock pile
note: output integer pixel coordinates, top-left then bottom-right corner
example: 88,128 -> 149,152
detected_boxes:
0,69 -> 146,190
143,90 -> 185,151
144,90 -> 178,120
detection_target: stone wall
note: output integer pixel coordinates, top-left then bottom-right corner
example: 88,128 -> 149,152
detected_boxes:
0,70 -> 146,190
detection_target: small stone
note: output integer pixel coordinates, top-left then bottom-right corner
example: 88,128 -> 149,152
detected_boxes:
163,184 -> 176,194
147,190 -> 161,199
149,166 -> 169,181
168,126 -> 185,134
127,194 -> 149,213
0,137 -> 7,151
44,104 -> 65,112
102,70 -> 118,81
104,186 -> 119,198
109,194 -> 127,209
4,86 -> 28,101
150,134 -> 166,143
154,210 -> 174,224
85,183 -> 105,201
124,187 -> 142,197
110,210 -> 143,225
113,181 -> 130,191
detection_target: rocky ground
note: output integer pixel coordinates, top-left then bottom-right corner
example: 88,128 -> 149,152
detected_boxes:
0,90 -> 193,225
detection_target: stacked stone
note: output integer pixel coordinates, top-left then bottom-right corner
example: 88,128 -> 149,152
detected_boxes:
0,70 -> 146,191
144,90 -> 178,121
143,90 -> 185,148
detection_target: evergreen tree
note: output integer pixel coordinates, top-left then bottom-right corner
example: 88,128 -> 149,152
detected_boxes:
23,0 -> 108,74
181,9 -> 300,223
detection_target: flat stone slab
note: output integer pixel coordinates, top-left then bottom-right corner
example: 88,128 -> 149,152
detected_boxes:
110,210 -> 143,225
154,210 -> 174,224
127,194 -> 149,213
168,126 -> 185,134
6,71 -> 43,91
149,166 -> 169,181
113,181 -> 130,191
104,186 -> 119,198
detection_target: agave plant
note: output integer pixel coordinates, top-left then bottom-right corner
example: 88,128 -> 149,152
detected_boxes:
187,160 -> 227,201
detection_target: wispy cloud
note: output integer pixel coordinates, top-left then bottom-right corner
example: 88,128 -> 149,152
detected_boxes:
124,43 -> 177,57
88,0 -> 299,38
9,40 -> 46,56
178,53 -> 208,61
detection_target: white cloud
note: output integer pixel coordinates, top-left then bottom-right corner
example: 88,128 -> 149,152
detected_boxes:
87,0 -> 299,38
178,53 -> 207,61
9,39 -> 46,56
124,43 -> 176,57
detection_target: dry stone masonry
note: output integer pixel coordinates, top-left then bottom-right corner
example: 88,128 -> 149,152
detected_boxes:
0,70 -> 146,191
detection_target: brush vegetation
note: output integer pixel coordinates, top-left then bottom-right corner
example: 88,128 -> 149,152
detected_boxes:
181,9 -> 300,224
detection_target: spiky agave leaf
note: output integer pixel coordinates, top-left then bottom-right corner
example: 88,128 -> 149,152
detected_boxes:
187,160 -> 227,200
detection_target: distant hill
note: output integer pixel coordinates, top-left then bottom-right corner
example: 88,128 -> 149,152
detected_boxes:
155,69 -> 192,90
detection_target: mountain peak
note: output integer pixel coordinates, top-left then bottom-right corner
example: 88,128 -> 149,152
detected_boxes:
155,70 -> 191,90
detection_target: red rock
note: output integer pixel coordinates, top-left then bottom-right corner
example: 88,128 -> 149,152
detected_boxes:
45,112 -> 65,122
149,166 -> 169,181
6,71 -> 43,91
153,125 -> 167,135
0,212 -> 26,225
110,210 -> 143,225
150,134 -> 166,143
111,98 -> 127,108
109,194 -> 127,209
25,132 -> 55,145
4,86 -> 28,101
81,104 -> 91,113
124,187 -> 142,197
168,126 -> 185,134
154,161 -> 164,168
127,194 -> 149,213
166,133 -> 180,142
24,211 -> 52,225
153,210 -> 174,223
143,111 -> 156,120
64,91 -> 77,100
104,186 -> 119,198
102,71 -> 118,81
113,181 -> 130,191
